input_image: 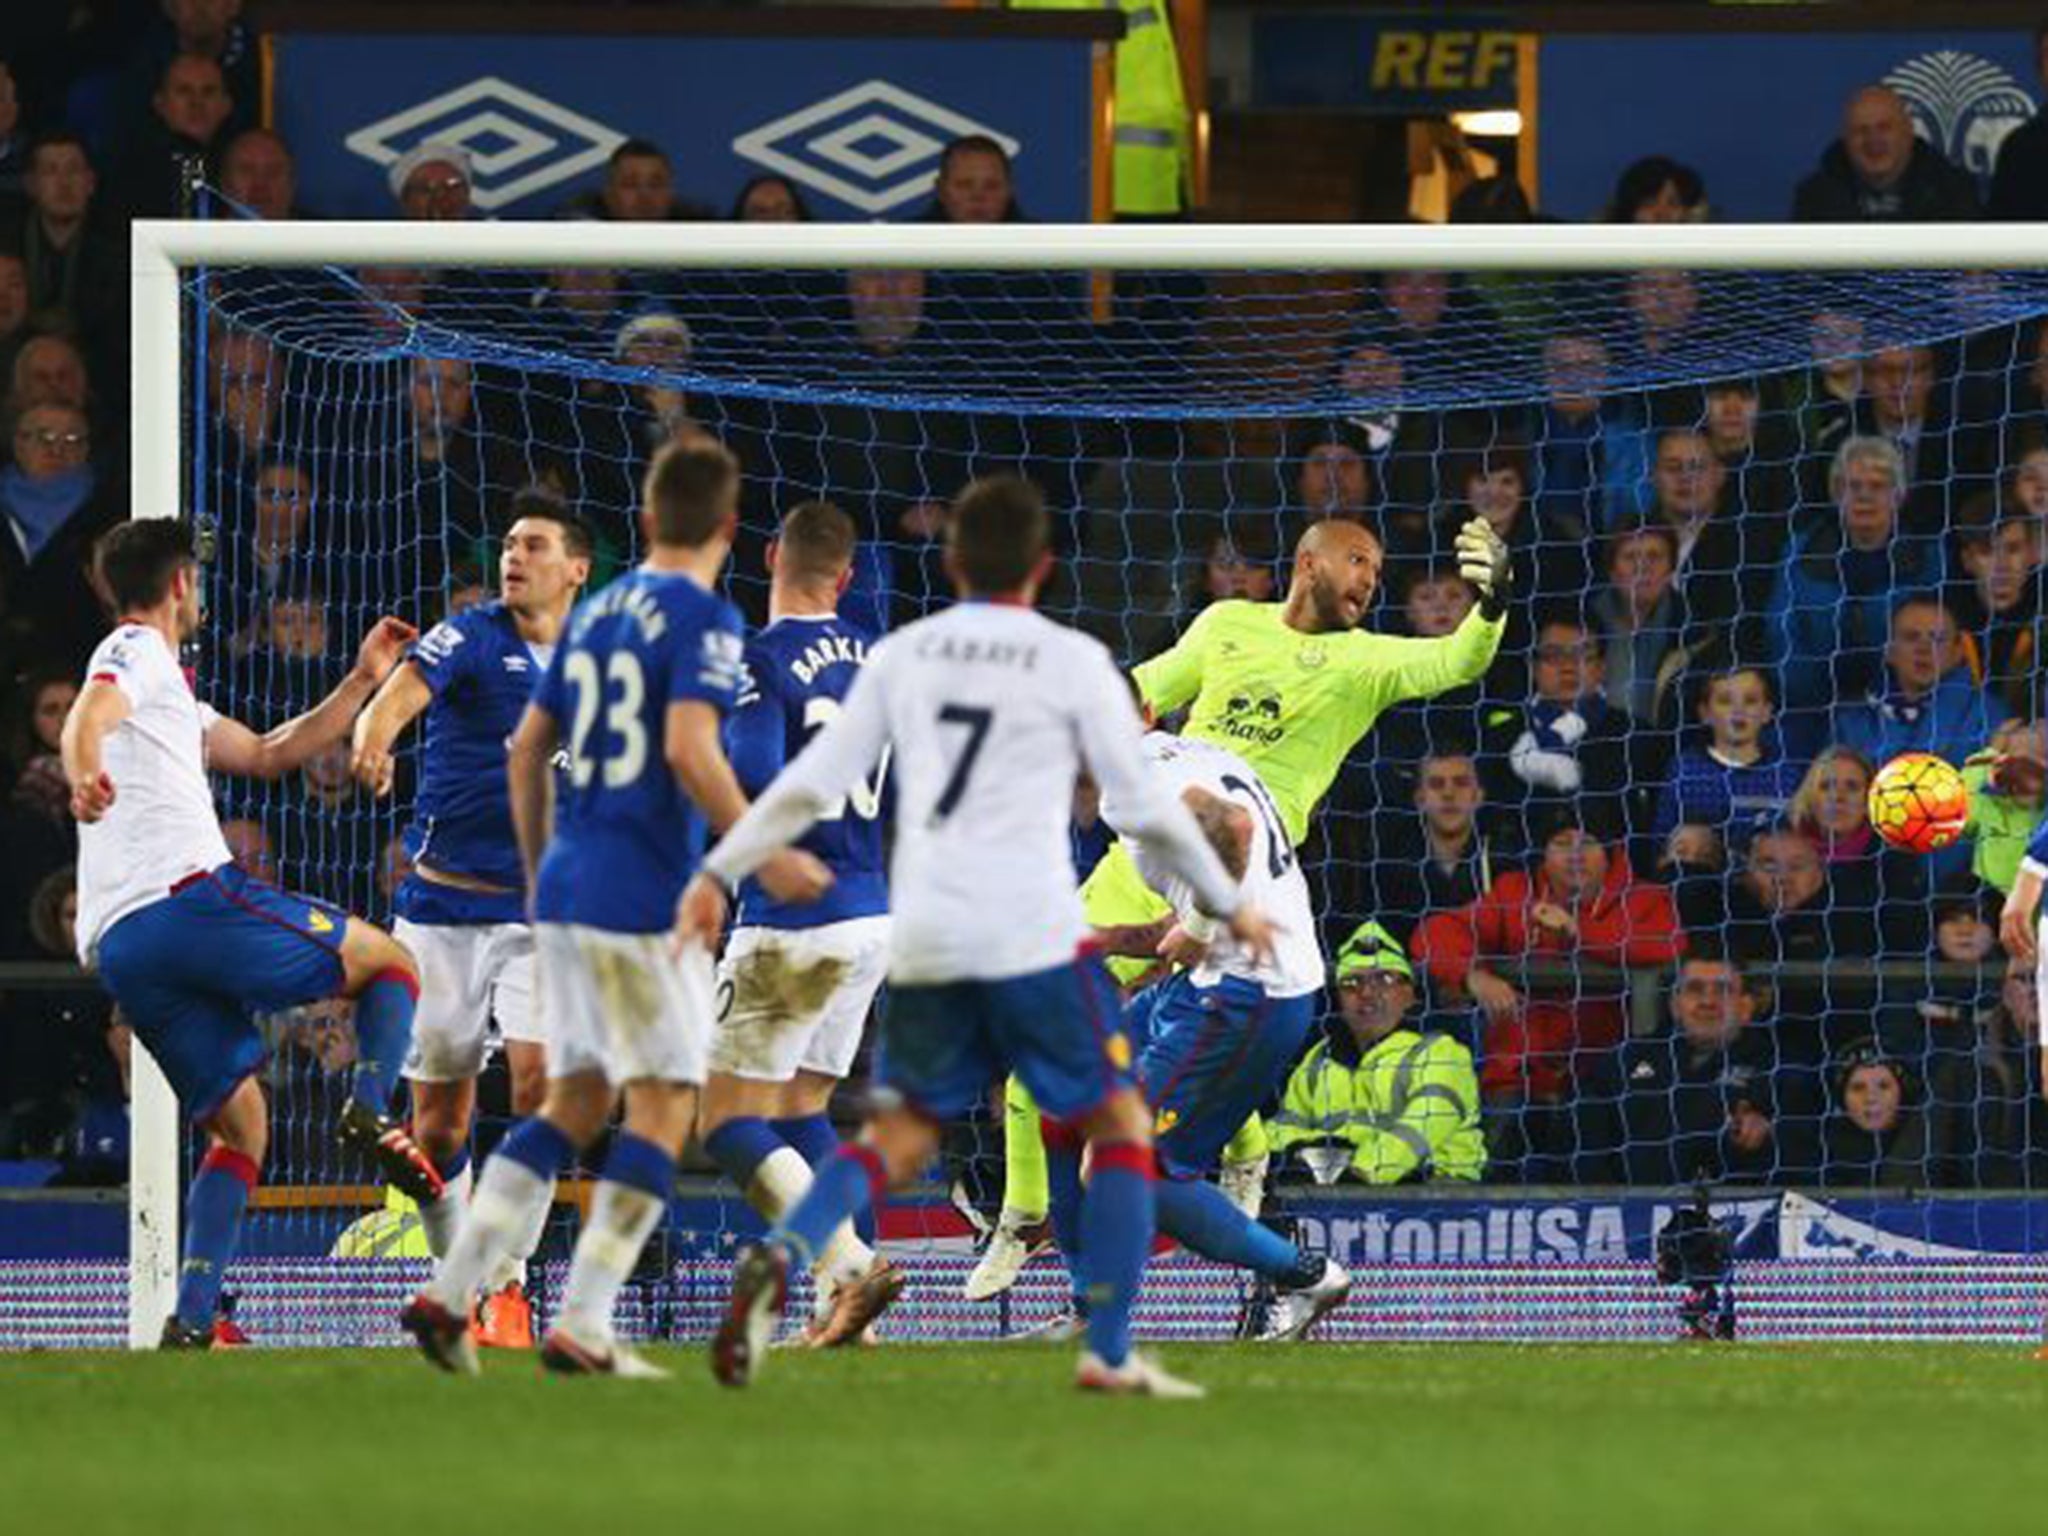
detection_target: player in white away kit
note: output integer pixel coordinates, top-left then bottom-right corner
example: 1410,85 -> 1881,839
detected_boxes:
683,476 -> 1279,1397
698,501 -> 900,1346
350,494 -> 592,1349
1034,732 -> 1350,1341
60,519 -> 440,1347
401,436 -> 831,1378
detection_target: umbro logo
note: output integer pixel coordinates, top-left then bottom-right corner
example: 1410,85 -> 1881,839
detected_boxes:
344,76 -> 626,212
503,656 -> 531,672
731,79 -> 1019,215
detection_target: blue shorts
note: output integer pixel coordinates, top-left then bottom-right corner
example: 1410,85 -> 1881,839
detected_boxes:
877,952 -> 1132,1124
1128,973 -> 1318,1180
96,865 -> 349,1120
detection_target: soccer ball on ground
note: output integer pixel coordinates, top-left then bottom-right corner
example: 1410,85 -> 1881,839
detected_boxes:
1866,752 -> 1969,853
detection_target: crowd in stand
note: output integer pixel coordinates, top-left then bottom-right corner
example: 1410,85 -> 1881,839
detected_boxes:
4,5 -> 2048,1192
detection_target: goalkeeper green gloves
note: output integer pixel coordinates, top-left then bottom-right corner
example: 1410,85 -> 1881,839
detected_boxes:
1455,517 -> 1512,619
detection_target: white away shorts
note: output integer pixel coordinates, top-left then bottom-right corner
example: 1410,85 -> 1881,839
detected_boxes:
396,918 -> 539,1083
710,917 -> 891,1083
537,922 -> 713,1086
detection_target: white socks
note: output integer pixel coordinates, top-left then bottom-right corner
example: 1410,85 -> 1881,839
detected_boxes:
554,1181 -> 666,1342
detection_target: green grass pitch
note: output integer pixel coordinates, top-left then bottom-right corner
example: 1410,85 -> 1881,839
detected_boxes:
6,1343 -> 2047,1534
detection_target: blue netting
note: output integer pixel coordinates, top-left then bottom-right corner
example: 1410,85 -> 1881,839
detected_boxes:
187,240 -> 2048,1233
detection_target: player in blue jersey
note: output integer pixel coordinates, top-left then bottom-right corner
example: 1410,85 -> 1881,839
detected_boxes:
402,434 -> 831,1377
350,490 -> 592,1349
699,500 -> 899,1346
61,518 -> 442,1348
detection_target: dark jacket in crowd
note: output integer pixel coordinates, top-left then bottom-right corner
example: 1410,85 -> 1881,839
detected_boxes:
1618,1026 -> 1822,1186
1792,139 -> 1981,222
1988,111 -> 2048,220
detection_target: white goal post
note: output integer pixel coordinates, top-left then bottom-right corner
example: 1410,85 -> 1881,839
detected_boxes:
125,215 -> 2048,1347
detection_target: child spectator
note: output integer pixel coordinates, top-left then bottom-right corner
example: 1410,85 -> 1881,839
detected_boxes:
1818,1042 -> 1932,1188
1876,884 -> 2005,1072
1651,665 -> 1804,864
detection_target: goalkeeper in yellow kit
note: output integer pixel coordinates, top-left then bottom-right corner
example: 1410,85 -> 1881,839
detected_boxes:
966,514 -> 1511,1298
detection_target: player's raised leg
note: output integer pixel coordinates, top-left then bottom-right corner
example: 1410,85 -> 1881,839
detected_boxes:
330,916 -> 443,1202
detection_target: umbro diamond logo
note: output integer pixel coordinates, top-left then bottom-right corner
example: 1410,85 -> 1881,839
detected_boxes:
344,76 -> 626,212
731,79 -> 1020,215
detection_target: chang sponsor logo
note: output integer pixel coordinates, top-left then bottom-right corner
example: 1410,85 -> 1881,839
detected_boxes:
1217,682 -> 1285,746
1883,49 -> 2037,181
732,80 -> 1019,215
344,76 -> 625,211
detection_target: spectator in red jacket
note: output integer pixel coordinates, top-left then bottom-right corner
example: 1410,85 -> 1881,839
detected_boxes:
1415,807 -> 1684,1179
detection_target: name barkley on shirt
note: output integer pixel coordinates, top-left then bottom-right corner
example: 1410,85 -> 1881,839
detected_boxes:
790,632 -> 868,685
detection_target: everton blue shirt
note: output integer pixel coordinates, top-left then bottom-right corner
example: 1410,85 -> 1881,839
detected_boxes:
727,613 -> 889,930
529,568 -> 745,934
401,601 -> 549,893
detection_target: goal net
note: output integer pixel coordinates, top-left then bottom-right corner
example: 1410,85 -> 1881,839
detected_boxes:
99,216 -> 2048,1348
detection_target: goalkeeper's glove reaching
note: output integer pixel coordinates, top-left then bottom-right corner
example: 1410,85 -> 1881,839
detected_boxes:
1455,517 -> 1512,619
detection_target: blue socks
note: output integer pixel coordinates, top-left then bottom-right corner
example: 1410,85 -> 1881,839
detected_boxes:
349,967 -> 418,1110
600,1131 -> 675,1202
771,1114 -> 840,1168
176,1146 -> 258,1328
704,1118 -> 784,1190
774,1145 -> 886,1267
773,1113 -> 872,1245
1155,1178 -> 1309,1284
1079,1143 -> 1155,1367
499,1116 -> 578,1181
1044,1131 -> 1090,1314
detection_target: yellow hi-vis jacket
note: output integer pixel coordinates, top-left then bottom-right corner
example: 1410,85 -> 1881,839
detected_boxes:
1271,1028 -> 1487,1185
1013,0 -> 1190,215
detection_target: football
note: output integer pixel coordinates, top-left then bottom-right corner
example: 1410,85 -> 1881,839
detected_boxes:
1867,752 -> 1970,853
